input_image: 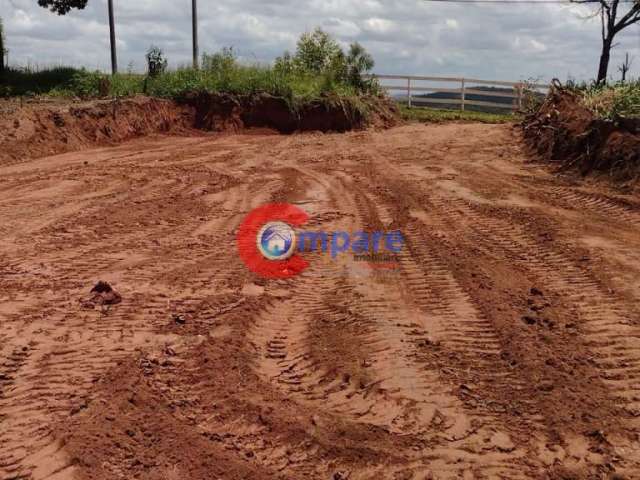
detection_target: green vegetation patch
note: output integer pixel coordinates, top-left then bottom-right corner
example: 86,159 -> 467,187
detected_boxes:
578,80 -> 640,120
0,28 -> 382,119
400,105 -> 514,124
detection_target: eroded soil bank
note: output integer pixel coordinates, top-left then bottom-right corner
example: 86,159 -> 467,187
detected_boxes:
0,93 -> 399,164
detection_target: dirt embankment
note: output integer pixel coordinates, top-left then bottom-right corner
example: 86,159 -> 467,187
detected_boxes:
0,97 -> 194,164
184,92 -> 398,134
522,84 -> 640,181
0,93 -> 399,164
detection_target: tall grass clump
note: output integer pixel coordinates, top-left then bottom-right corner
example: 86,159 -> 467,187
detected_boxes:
581,80 -> 640,119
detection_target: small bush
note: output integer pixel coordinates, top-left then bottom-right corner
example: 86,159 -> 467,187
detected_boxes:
146,45 -> 168,77
275,27 -> 378,94
201,47 -> 236,73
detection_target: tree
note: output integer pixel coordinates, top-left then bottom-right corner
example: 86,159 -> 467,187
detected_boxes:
275,29 -> 377,92
294,28 -> 342,74
573,0 -> 640,84
618,52 -> 633,81
345,42 -> 375,89
37,0 -> 88,15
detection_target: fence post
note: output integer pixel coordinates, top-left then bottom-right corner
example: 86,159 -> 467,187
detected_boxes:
516,83 -> 523,111
460,78 -> 466,112
407,77 -> 412,108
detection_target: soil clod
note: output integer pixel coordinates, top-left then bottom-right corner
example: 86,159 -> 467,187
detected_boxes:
81,281 -> 122,308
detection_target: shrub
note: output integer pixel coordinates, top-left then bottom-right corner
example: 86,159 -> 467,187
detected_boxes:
283,28 -> 378,94
146,45 -> 168,77
201,47 -> 236,73
345,42 -> 376,92
294,28 -> 343,75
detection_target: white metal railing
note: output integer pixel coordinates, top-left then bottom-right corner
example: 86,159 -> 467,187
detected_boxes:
369,74 -> 549,112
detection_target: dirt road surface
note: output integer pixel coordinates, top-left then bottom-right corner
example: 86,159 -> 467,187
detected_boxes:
1,123 -> 640,479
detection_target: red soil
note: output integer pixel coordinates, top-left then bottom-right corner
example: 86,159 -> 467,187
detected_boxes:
1,101 -> 640,480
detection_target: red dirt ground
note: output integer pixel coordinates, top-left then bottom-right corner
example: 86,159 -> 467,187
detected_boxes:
1,116 -> 640,479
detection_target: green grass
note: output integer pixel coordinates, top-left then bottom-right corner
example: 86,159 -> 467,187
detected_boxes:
579,80 -> 640,119
1,64 -> 369,105
0,64 -> 382,127
400,105 -> 514,124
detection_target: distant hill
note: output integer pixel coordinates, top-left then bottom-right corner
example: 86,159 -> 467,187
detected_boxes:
393,85 -> 543,114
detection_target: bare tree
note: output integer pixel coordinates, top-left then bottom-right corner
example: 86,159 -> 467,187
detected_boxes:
618,52 -> 633,81
573,0 -> 640,84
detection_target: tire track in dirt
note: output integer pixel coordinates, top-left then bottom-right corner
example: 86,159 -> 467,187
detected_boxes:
502,174 -> 640,229
413,191 -> 640,474
359,124 -> 640,473
245,165 -> 476,476
247,166 -> 386,428
345,178 -> 539,478
250,146 -> 539,476
338,133 -> 634,474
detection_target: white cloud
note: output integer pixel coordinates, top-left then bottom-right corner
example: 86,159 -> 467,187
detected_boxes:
530,39 -> 547,53
445,18 -> 459,30
364,18 -> 395,34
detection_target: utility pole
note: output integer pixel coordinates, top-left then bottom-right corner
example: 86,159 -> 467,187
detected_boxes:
108,0 -> 118,74
192,0 -> 199,69
0,19 -> 5,74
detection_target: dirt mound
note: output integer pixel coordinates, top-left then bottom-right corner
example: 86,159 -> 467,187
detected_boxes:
0,96 -> 195,164
522,83 -> 640,180
182,92 -> 399,134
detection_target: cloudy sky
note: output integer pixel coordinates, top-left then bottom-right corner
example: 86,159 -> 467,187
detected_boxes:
1,0 -> 639,82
